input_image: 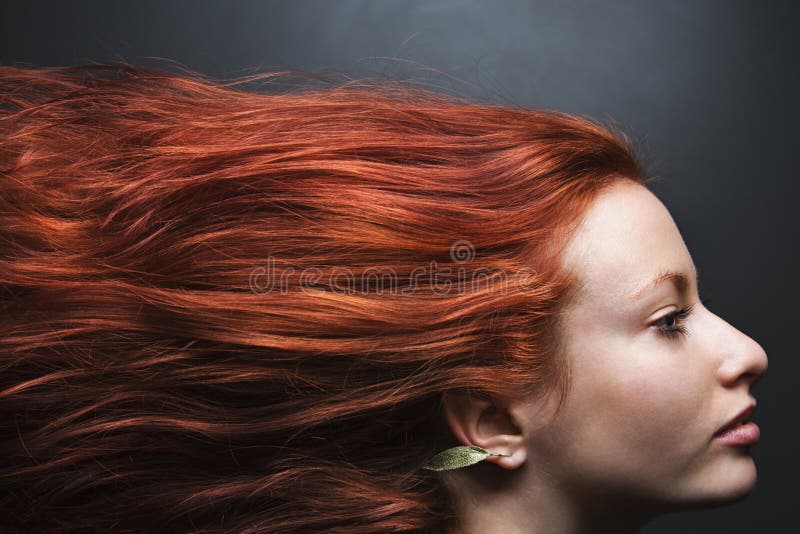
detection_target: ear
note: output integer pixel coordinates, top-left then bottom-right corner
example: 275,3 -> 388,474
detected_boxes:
440,389 -> 527,469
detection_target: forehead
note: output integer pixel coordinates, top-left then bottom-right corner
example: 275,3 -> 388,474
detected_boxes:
560,182 -> 695,304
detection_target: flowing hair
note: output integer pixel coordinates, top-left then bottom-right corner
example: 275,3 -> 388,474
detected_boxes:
0,61 -> 649,533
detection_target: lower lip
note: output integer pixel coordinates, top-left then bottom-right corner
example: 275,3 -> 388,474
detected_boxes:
715,422 -> 760,446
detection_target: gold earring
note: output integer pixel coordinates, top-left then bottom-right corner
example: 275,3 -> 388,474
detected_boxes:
421,445 -> 510,471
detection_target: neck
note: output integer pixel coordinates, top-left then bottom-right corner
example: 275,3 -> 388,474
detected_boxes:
441,462 -> 662,534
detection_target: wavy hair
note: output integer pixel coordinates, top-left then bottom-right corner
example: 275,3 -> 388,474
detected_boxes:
0,62 -> 649,532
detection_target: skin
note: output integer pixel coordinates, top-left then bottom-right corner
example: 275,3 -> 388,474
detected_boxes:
441,181 -> 769,534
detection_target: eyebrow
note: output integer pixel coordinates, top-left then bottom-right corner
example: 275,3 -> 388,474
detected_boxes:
630,266 -> 700,302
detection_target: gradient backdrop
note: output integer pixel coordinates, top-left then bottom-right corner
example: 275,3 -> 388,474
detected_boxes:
1,1 -> 796,532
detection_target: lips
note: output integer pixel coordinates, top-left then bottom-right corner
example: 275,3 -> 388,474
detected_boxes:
714,404 -> 756,437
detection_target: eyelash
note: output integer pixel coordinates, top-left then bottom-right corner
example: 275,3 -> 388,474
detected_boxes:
652,298 -> 711,340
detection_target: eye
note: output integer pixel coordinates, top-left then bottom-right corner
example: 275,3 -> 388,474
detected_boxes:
651,301 -> 702,340
650,298 -> 711,339
652,308 -> 690,339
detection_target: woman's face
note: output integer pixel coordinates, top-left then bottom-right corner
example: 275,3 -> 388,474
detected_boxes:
531,181 -> 768,509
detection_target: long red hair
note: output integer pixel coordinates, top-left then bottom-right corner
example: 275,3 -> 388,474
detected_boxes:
0,61 -> 649,532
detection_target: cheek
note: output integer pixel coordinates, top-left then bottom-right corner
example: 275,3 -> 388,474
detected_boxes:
562,338 -> 709,476
541,309 -> 718,491
610,358 -> 704,443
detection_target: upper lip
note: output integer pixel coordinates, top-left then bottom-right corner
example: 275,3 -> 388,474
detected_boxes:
714,403 -> 756,436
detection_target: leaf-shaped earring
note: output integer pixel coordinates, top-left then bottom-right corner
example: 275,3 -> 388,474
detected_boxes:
421,445 -> 510,471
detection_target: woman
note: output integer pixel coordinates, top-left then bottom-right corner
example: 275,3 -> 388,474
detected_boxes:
0,62 -> 767,533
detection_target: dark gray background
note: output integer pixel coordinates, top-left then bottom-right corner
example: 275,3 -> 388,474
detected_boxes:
1,1 -> 796,532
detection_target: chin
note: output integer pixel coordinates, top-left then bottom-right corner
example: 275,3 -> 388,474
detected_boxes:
721,461 -> 759,501
677,455 -> 759,510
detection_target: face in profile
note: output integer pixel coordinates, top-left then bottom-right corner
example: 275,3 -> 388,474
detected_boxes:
532,180 -> 768,509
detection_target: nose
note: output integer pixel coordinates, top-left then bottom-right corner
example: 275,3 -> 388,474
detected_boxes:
716,319 -> 769,391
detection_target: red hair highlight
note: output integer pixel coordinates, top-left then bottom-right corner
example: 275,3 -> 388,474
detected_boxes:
0,61 -> 649,532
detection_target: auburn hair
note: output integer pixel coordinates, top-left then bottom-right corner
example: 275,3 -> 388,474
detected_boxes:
0,61 -> 649,532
